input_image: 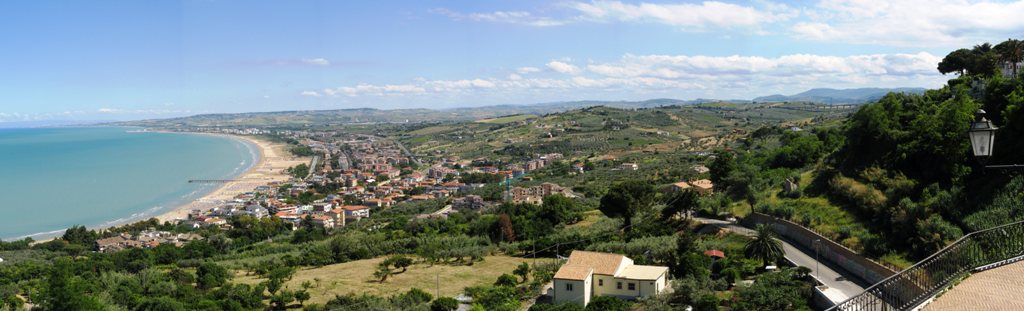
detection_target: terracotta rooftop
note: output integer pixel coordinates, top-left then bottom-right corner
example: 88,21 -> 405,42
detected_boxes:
689,179 -> 714,190
565,250 -> 627,276
341,205 -> 368,211
553,265 -> 594,281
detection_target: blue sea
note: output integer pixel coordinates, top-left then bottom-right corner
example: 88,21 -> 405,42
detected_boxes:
0,127 -> 258,240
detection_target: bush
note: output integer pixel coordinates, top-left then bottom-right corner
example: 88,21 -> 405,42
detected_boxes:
392,288 -> 433,309
966,175 -> 1024,231
196,262 -> 231,290
732,268 -> 811,311
827,175 -> 887,214
495,273 -> 518,287
530,302 -> 585,311
719,267 -> 741,284
586,296 -> 630,311
693,294 -> 720,311
468,285 -> 520,311
431,297 -> 459,311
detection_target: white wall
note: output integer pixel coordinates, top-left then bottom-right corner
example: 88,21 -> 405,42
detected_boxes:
553,278 -> 591,306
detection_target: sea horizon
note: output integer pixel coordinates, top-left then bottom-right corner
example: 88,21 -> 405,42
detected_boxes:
0,126 -> 258,241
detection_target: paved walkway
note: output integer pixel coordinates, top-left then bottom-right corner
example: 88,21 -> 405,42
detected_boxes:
923,260 -> 1024,311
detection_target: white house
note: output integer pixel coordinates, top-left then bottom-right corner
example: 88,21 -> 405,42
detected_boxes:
552,250 -> 669,306
341,205 -> 371,222
619,163 -> 639,171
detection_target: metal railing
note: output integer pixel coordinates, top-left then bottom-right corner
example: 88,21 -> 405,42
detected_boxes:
828,220 -> 1024,311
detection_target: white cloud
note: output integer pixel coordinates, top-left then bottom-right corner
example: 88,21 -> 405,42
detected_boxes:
301,51 -> 945,101
546,61 -> 580,74
97,108 -> 119,113
425,79 -> 497,90
586,52 -> 942,81
433,1 -> 796,33
570,0 -> 797,30
430,8 -> 566,27
322,83 -> 427,97
300,58 -> 330,66
300,91 -> 322,97
791,22 -> 838,40
516,67 -> 542,74
793,0 -> 1024,46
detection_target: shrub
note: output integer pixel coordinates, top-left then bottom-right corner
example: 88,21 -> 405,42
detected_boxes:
585,296 -> 630,311
693,294 -> 720,311
495,274 -> 518,287
431,297 -> 459,311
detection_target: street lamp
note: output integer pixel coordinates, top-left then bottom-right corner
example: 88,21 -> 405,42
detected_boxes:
968,109 -> 997,158
967,109 -> 1024,170
813,239 -> 820,281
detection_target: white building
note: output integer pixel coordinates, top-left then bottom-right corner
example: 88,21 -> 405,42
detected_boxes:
552,251 -> 669,306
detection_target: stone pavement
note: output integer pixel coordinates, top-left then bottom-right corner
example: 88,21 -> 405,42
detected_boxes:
923,260 -> 1024,310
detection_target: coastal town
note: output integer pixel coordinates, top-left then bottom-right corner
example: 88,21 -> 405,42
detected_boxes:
97,128 -> 612,253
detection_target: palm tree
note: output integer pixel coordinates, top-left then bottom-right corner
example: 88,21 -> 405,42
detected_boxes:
996,39 -> 1024,77
744,224 -> 784,266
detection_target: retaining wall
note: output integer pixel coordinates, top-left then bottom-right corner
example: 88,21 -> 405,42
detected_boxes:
743,213 -> 897,285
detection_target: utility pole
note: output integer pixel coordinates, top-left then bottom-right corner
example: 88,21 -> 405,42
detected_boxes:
556,243 -> 560,264
532,244 -> 536,269
436,273 -> 440,298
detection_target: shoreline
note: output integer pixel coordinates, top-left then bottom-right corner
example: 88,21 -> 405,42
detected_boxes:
152,132 -> 311,224
20,130 -> 309,242
152,133 -> 266,224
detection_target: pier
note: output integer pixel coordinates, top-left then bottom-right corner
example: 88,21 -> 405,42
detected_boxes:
188,179 -> 238,184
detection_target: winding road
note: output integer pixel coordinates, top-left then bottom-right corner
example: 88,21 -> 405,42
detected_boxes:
693,217 -> 867,301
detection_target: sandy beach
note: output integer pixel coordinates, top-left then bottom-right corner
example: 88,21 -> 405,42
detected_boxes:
154,135 -> 311,223
22,133 -> 310,243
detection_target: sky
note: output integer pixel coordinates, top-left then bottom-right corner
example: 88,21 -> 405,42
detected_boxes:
3,0 -> 1024,123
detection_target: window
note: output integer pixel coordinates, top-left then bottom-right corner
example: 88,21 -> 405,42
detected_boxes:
616,282 -> 622,289
598,279 -> 603,286
628,283 -> 636,290
565,283 -> 573,291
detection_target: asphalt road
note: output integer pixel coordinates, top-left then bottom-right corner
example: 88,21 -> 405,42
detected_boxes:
693,217 -> 867,300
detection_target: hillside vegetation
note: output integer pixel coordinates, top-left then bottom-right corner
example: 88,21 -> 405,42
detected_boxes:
717,38 -> 1024,267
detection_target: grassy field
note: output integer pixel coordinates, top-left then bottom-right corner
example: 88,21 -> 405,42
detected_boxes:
233,255 -> 529,305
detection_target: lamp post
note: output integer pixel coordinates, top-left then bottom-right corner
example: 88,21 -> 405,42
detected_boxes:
969,109 -> 997,158
968,109 -> 1024,170
813,238 -> 820,280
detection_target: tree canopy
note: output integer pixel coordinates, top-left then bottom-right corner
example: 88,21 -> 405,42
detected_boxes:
599,180 -> 656,240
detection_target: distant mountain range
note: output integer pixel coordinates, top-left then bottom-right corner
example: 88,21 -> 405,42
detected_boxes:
115,87 -> 922,128
753,87 -> 927,104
